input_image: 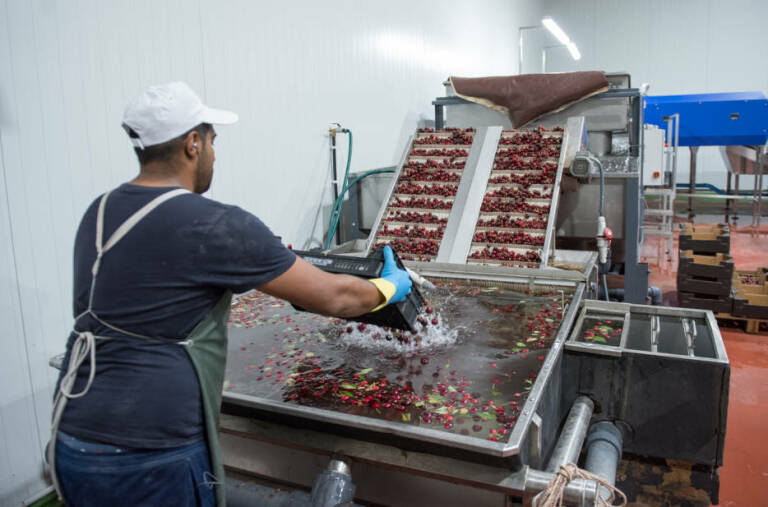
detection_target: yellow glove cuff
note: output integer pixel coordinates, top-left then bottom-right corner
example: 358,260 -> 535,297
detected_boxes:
369,278 -> 396,312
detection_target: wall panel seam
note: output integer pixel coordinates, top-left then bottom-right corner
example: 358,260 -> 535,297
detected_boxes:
1,0 -> 46,460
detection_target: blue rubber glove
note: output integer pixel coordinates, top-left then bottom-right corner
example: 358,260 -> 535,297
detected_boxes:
369,246 -> 412,311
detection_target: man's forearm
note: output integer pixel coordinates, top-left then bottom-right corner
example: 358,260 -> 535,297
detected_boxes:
258,257 -> 385,318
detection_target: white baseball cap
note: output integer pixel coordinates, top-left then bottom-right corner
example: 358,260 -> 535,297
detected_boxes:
122,81 -> 238,149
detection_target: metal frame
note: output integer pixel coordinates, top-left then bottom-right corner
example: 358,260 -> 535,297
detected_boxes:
541,116 -> 586,267
436,127 -> 502,263
222,280 -> 585,462
401,257 -> 597,286
565,301 -> 630,358
565,299 -> 728,364
363,135 -> 415,256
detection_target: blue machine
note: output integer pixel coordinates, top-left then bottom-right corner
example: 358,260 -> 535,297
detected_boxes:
644,91 -> 768,146
644,92 -> 767,220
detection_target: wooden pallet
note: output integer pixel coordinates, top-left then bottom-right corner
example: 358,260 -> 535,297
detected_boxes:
715,312 -> 768,334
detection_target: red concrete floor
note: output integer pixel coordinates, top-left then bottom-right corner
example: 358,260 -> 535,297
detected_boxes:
640,216 -> 768,506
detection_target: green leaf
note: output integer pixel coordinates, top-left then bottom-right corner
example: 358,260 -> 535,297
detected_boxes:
479,411 -> 496,420
340,383 -> 357,390
516,342 -> 526,348
491,390 -> 502,396
428,394 -> 446,404
340,390 -> 354,397
434,406 -> 451,414
447,385 -> 457,393
402,413 -> 411,422
413,401 -> 425,407
357,368 -> 373,376
591,336 -> 607,343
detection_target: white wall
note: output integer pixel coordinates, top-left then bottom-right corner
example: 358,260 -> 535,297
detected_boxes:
0,0 -> 543,503
536,0 -> 768,190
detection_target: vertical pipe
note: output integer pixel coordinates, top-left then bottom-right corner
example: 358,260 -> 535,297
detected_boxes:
546,396 -> 595,472
584,421 -> 623,503
331,131 -> 339,205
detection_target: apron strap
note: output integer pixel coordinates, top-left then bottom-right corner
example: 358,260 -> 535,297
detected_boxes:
92,188 -> 190,277
53,187 -> 193,502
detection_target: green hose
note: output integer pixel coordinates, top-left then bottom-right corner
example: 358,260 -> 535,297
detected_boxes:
324,163 -> 395,250
325,129 -> 353,250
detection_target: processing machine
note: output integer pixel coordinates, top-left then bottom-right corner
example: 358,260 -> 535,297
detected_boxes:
215,96 -> 729,505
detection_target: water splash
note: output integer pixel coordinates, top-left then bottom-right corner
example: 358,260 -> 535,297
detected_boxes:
337,311 -> 460,354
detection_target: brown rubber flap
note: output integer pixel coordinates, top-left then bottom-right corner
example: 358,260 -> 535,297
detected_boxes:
449,72 -> 610,128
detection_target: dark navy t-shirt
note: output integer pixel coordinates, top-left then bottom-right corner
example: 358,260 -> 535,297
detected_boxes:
57,184 -> 296,448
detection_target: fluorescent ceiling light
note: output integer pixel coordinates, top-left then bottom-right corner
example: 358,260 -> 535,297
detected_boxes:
566,41 -> 581,60
542,17 -> 569,45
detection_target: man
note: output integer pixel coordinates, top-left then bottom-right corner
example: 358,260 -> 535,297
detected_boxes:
50,82 -> 411,506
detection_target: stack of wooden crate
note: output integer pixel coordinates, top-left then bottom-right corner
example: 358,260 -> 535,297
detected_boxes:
676,224 -> 734,313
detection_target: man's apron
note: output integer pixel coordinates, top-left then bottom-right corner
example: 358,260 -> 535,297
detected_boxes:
49,188 -> 232,506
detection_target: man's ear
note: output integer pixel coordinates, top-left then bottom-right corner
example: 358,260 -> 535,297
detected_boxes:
184,131 -> 201,159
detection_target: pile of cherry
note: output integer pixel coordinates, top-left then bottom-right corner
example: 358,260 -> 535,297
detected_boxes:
375,128 -> 474,261
580,320 -> 622,345
468,127 -> 562,267
738,273 -> 763,286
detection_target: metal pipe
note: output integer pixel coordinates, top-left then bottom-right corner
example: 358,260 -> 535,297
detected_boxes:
546,396 -> 595,472
584,421 -> 623,503
310,458 -> 356,507
330,130 -> 339,205
524,468 -> 599,505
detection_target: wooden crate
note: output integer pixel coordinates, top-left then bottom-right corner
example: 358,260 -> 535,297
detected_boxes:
732,268 -> 768,293
678,291 -> 733,314
678,251 -> 734,281
732,286 -> 768,320
679,223 -> 729,254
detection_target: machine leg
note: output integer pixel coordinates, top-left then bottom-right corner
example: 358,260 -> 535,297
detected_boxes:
624,178 -> 649,303
688,146 -> 699,216
725,172 -> 732,213
735,174 -> 740,218
754,149 -> 763,228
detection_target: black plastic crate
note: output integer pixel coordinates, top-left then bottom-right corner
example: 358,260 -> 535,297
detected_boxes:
292,247 -> 425,331
677,291 -> 733,314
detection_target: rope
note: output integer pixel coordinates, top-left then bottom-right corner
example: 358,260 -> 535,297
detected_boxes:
48,331 -> 100,500
533,463 -> 627,507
